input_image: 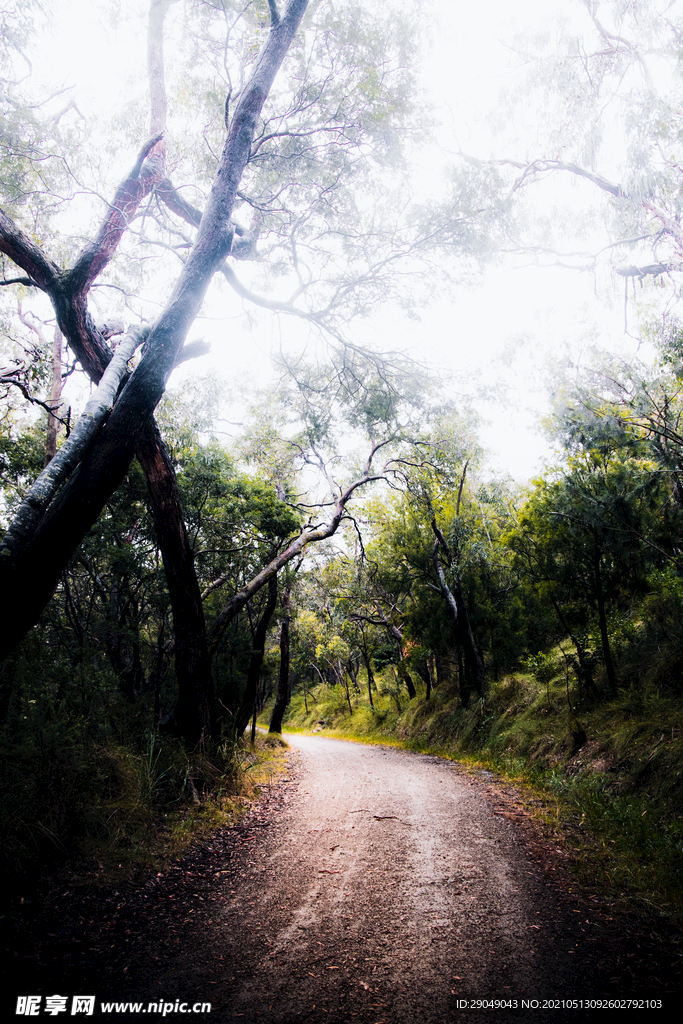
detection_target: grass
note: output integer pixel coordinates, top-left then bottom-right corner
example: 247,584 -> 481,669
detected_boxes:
274,662 -> 683,926
0,730 -> 291,894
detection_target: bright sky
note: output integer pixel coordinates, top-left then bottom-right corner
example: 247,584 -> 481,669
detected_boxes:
402,0 -> 658,481
26,0 -> 674,482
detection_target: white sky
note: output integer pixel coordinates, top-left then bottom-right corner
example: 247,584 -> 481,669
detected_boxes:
25,0 -> 675,482
396,0 -> 660,480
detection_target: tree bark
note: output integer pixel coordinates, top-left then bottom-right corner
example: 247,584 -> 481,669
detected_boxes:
234,574 -> 278,737
415,659 -> 432,700
44,324 -> 63,467
139,420 -> 212,744
0,327 -> 144,565
269,583 -> 292,734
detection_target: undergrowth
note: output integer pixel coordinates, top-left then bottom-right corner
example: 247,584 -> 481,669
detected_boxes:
0,727 -> 287,896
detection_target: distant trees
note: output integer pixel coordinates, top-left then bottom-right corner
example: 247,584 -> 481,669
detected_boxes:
504,320 -> 683,696
286,432 -> 530,711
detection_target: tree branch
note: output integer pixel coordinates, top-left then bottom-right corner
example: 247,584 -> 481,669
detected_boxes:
615,262 -> 674,279
65,132 -> 164,293
0,275 -> 37,287
207,443 -> 388,655
506,159 -> 626,199
0,208 -> 61,292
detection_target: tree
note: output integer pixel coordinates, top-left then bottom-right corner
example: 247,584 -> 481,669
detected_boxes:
505,437 -> 667,695
269,576 -> 294,734
0,0 -> 314,743
429,463 -> 487,703
1,0 -> 492,742
491,0 -> 683,295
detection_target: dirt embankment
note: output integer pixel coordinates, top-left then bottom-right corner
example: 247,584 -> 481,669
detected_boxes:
3,736 -> 679,1022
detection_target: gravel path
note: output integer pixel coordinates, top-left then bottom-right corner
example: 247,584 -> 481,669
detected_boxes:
4,735 -> 676,1022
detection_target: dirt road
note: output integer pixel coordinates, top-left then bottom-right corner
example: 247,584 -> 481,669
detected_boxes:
122,735 -> 668,1022
6,735 -> 674,1022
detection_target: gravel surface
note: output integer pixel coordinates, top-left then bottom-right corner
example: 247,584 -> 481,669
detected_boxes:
4,735 -> 678,1022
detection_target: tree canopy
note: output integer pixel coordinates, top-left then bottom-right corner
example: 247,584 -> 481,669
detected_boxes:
4,0 -> 683,755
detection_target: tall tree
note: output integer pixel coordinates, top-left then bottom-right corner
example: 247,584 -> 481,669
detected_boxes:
269,578 -> 293,734
0,0 -> 310,741
0,0 -> 495,740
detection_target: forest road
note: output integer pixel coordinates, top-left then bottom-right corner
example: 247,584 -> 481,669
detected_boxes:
107,735 -> 668,1023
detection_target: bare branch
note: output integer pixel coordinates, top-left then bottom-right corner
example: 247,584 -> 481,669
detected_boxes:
157,178 -> 202,229
615,263 -> 675,279
0,370 -> 64,420
65,133 -> 165,293
0,275 -> 37,287
506,159 -> 626,199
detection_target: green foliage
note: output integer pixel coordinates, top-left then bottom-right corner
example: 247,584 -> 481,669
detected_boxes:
523,651 -> 556,685
0,636 -> 256,890
0,421 -> 46,503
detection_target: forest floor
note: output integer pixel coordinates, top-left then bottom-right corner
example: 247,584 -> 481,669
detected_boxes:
3,735 -> 680,1022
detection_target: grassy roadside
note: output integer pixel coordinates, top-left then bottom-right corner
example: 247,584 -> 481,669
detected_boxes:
0,731 -> 290,895
275,668 -> 683,928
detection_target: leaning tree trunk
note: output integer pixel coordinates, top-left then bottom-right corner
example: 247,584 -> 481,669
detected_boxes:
396,658 -> 417,700
269,584 -> 292,734
0,327 -> 144,565
415,659 -> 432,701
